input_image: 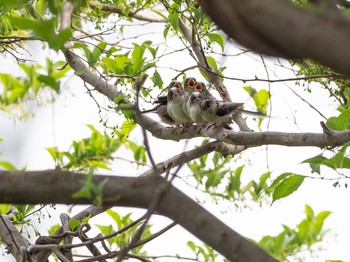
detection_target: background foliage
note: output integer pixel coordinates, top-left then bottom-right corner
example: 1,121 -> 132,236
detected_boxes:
1,0 -> 350,261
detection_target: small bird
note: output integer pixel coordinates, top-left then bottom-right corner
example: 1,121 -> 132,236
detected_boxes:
196,81 -> 215,99
182,77 -> 197,118
167,81 -> 192,125
186,82 -> 215,117
200,98 -> 244,124
156,104 -> 176,125
153,95 -> 168,105
140,103 -> 176,125
188,91 -> 208,125
187,82 -> 210,125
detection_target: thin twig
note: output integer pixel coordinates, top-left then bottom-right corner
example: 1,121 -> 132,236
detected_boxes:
88,2 -> 167,23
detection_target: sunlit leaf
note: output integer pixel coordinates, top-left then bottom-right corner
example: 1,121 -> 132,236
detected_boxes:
151,70 -> 163,88
69,218 -> 80,231
37,74 -> 60,93
0,161 -> 17,170
302,154 -> 328,174
0,204 -> 11,214
326,108 -> 350,130
271,173 -> 304,203
207,33 -> 225,51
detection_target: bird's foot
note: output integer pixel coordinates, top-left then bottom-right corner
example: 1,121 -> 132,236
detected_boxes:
204,122 -> 216,131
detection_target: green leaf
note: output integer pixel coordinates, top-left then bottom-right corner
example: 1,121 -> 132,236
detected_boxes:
121,119 -> 136,138
46,147 -> 59,162
95,224 -> 115,246
269,173 -> 290,188
91,42 -> 107,65
0,161 -> 17,170
323,154 -> 350,169
97,178 -> 109,193
72,187 -> 92,198
168,4 -> 179,32
304,204 -> 314,220
326,108 -> 350,130
151,70 -> 163,88
206,56 -> 217,71
48,224 -> 61,236
226,166 -> 244,192
37,74 -> 60,93
326,117 -> 338,130
107,209 -> 122,229
9,17 -> 72,51
0,204 -> 11,214
187,241 -> 196,252
147,45 -> 158,59
163,24 -> 171,39
131,43 -> 146,74
271,173 -> 304,203
69,218 -> 80,231
302,154 -> 328,174
152,10 -> 168,21
114,95 -> 128,105
55,28 -> 73,51
207,33 -> 225,51
96,224 -> 114,236
87,160 -> 111,170
242,86 -> 269,114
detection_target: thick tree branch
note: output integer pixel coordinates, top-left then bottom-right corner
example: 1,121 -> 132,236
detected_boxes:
0,170 -> 276,262
198,0 -> 350,76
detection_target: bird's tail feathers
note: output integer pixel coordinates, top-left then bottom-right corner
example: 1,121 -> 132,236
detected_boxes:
216,102 -> 244,116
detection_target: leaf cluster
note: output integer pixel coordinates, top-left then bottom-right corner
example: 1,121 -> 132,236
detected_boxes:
96,209 -> 152,255
258,204 -> 331,261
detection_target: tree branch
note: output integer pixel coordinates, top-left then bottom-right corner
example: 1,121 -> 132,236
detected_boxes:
88,2 -> 167,23
141,140 -> 245,176
0,215 -> 30,261
177,17 -> 252,131
198,0 -> 350,76
59,2 -> 128,103
0,170 -> 276,262
135,112 -> 350,147
31,205 -> 108,261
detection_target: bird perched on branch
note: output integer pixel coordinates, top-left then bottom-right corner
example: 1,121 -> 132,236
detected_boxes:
167,81 -> 192,125
182,77 -> 197,118
141,103 -> 175,125
188,82 -> 209,125
140,78 -> 266,127
200,98 -> 244,124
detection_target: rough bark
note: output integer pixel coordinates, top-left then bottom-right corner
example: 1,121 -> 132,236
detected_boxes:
0,170 -> 277,262
199,0 -> 350,76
